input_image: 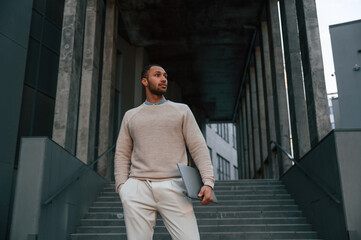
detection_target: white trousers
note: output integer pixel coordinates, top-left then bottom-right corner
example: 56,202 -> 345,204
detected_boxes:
119,178 -> 200,240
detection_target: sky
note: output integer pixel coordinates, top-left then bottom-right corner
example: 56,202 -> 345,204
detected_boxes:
315,0 -> 361,94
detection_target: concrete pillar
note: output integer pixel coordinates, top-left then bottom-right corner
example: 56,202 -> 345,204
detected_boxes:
267,0 -> 292,175
189,105 -> 207,167
295,0 -> 331,146
250,66 -> 262,177
255,46 -> 268,173
117,37 -> 136,116
53,0 -> 86,154
246,83 -> 255,178
166,80 -> 183,103
98,0 -> 118,179
191,105 -> 207,135
76,0 -> 102,164
279,0 -> 311,160
241,97 -> 250,179
236,109 -> 245,179
261,21 -> 278,178
134,47 -> 145,107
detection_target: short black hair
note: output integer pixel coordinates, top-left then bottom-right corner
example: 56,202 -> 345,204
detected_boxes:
141,64 -> 163,79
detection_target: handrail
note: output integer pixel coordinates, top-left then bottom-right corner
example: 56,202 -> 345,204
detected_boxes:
42,144 -> 116,205
270,140 -> 341,204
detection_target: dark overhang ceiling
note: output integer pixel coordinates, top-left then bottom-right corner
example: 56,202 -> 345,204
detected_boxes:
118,0 -> 265,121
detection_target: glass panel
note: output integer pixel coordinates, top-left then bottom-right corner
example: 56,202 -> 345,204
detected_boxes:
43,19 -> 61,53
33,0 -> 46,14
30,11 -> 43,42
18,85 -> 35,137
33,91 -> 55,137
208,147 -> 212,163
45,0 -> 65,28
38,46 -> 59,98
24,38 -> 40,87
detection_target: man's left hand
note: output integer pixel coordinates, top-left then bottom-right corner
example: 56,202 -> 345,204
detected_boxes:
198,185 -> 213,205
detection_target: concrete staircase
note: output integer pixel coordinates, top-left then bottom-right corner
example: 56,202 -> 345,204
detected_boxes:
70,179 -> 321,239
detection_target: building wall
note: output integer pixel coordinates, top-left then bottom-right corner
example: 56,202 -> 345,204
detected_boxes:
0,1 -> 35,238
330,20 -> 361,129
206,123 -> 238,180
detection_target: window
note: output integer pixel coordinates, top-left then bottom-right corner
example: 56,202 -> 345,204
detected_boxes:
208,147 -> 213,163
232,123 -> 237,149
217,154 -> 230,180
216,123 -> 229,142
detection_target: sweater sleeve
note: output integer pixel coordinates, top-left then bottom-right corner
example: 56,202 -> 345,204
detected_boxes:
182,106 -> 215,188
114,112 -> 133,193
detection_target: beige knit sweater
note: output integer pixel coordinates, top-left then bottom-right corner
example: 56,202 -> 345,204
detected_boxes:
114,100 -> 214,192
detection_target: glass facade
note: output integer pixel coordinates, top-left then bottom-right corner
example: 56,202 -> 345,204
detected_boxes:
216,123 -> 229,142
232,123 -> 237,149
217,154 -> 230,180
16,0 -> 65,166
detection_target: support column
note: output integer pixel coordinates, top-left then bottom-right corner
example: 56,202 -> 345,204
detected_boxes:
77,0 -> 102,164
246,82 -> 255,178
241,97 -> 250,179
250,66 -> 262,177
98,0 -> 118,178
53,0 -> 86,154
279,0 -> 311,160
236,109 -> 245,179
296,0 -> 331,146
134,47 -> 145,106
255,46 -> 268,174
261,21 -> 278,178
268,0 -> 292,175
118,37 -> 136,115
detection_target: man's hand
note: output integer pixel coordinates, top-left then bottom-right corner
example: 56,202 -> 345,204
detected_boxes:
198,185 -> 213,205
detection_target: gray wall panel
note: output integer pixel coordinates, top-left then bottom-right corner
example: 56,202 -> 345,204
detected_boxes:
0,1 -> 33,238
0,35 -> 27,165
281,131 -> 348,240
330,20 -> 361,129
335,130 -> 361,240
10,138 -> 107,240
0,162 -> 14,237
0,0 -> 33,48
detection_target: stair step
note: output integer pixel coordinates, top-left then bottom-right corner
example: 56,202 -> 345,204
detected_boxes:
80,217 -> 308,226
96,194 -> 292,202
101,189 -> 288,196
71,180 -> 320,239
75,224 -> 312,233
106,180 -> 283,188
92,199 -> 295,207
70,231 -> 319,240
103,185 -> 286,192
83,210 -> 304,219
104,184 -> 286,189
88,205 -> 299,213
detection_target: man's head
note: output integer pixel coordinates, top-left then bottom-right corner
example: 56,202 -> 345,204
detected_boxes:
141,64 -> 168,96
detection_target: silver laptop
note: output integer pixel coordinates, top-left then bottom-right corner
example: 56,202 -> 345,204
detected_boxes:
177,163 -> 218,203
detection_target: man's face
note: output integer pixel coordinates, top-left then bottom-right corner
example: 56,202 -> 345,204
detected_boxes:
143,66 -> 168,95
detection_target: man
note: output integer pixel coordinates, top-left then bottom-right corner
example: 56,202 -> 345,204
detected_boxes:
114,64 -> 214,240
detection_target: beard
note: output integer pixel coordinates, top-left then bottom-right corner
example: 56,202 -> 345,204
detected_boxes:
147,79 -> 167,95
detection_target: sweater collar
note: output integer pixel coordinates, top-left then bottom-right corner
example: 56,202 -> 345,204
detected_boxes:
145,96 -> 167,105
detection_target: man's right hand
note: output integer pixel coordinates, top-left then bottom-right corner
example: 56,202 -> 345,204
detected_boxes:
198,185 -> 213,205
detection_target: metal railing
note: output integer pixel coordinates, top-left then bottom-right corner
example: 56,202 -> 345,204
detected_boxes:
42,144 -> 116,205
270,140 -> 341,204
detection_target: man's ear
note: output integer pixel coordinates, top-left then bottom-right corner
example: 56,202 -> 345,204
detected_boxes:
141,78 -> 148,87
